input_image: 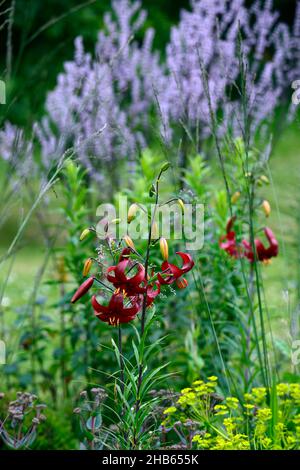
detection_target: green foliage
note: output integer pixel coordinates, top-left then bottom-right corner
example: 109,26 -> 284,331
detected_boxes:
162,377 -> 300,450
32,403 -> 77,450
0,1 -> 299,451
182,154 -> 210,200
1,0 -> 190,125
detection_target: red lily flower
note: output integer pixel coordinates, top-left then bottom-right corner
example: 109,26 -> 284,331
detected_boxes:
220,219 -> 279,263
220,230 -> 240,258
118,248 -> 131,261
255,227 -> 279,262
145,281 -> 161,306
71,277 -> 95,303
107,257 -> 145,295
92,292 -> 142,325
242,240 -> 255,262
219,216 -> 242,258
157,252 -> 194,285
226,216 -> 236,233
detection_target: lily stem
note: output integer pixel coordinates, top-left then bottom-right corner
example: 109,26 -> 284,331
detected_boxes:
133,174 -> 161,446
118,323 -> 125,396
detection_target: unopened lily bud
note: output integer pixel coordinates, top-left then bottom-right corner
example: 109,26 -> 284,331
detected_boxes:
231,191 -> 241,204
149,183 -> 156,197
123,235 -> 135,250
127,203 -> 138,223
226,216 -> 236,234
176,278 -> 188,289
159,237 -> 169,261
260,175 -> 270,185
79,228 -> 90,241
160,162 -> 171,173
151,221 -> 159,239
262,200 -> 271,217
71,277 -> 94,303
83,258 -> 92,277
177,199 -> 185,213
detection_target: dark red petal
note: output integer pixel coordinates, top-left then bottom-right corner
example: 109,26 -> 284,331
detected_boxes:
220,239 -> 235,250
226,216 -> 236,234
122,301 -> 141,317
106,265 -> 118,284
71,277 -> 94,303
255,239 -> 267,261
108,293 -> 125,312
119,248 -> 131,261
264,227 -> 276,243
158,254 -> 194,285
157,273 -> 170,285
226,231 -> 236,241
267,244 -> 278,258
126,264 -> 145,286
157,261 -> 177,284
242,240 -> 254,262
91,295 -> 109,314
96,313 -> 111,323
146,282 -> 161,306
265,227 -> 279,257
114,260 -> 145,287
175,252 -> 195,273
114,260 -> 130,283
161,261 -> 170,271
254,228 -> 279,262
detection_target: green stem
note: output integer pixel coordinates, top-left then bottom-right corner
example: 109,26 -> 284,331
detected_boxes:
133,174 -> 161,446
118,324 -> 125,396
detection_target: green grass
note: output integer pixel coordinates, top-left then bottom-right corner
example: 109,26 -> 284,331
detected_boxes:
0,246 -> 53,309
262,124 -> 300,326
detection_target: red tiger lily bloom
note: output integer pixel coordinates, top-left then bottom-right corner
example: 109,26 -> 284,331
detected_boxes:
221,218 -> 279,263
242,240 -> 255,262
219,216 -> 241,258
118,248 -> 131,261
107,257 -> 145,295
92,292 -> 142,325
220,230 -> 240,258
226,216 -> 236,233
145,281 -> 161,306
157,252 -> 194,285
71,276 -> 95,303
255,227 -> 279,262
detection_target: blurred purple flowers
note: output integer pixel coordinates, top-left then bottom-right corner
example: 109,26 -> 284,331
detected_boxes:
1,0 -> 300,182
35,0 -> 164,183
0,122 -> 33,179
159,0 -> 293,144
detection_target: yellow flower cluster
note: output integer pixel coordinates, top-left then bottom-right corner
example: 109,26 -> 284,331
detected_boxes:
162,378 -> 300,450
290,384 -> 300,405
177,378 -> 218,407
